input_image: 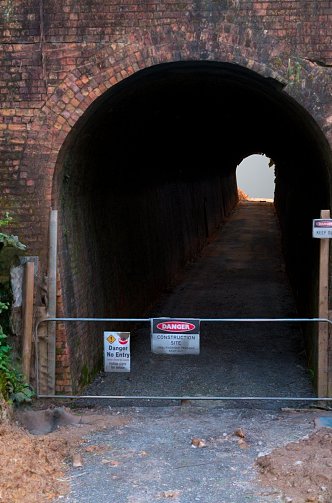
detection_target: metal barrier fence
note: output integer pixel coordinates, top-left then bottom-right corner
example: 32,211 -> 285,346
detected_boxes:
35,317 -> 332,402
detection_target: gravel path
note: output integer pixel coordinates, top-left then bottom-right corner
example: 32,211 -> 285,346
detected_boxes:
58,200 -> 319,503
59,406 -> 320,503
79,200 -> 313,408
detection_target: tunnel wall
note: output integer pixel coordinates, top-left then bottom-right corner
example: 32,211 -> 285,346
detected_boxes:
59,172 -> 238,390
0,1 -> 332,392
274,152 -> 331,387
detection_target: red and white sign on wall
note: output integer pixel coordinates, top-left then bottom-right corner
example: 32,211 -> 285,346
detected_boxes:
151,319 -> 200,355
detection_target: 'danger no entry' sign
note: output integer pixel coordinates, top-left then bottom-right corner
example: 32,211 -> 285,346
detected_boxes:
104,332 -> 131,372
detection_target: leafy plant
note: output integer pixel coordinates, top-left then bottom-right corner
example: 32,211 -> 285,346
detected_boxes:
0,212 -> 26,252
0,302 -> 34,403
0,213 -> 33,404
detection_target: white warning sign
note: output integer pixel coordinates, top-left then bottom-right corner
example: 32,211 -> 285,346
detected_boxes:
104,332 -> 130,372
312,219 -> 332,239
151,319 -> 200,355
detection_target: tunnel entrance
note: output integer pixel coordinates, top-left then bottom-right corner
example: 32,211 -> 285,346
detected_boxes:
53,61 -> 332,395
81,198 -> 315,407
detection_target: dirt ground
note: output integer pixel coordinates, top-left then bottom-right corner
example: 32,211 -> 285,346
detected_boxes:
256,426 -> 332,503
1,405 -> 332,503
0,407 -> 128,503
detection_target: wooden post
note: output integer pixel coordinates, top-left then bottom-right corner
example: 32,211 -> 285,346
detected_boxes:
36,306 -> 48,394
22,261 -> 35,383
328,310 -> 332,397
317,209 -> 330,397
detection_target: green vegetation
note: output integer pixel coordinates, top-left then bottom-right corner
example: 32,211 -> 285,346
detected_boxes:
79,364 -> 90,388
0,213 -> 34,405
0,212 -> 26,252
287,58 -> 302,85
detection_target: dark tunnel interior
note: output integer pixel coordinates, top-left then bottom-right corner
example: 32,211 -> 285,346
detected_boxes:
54,61 -> 332,386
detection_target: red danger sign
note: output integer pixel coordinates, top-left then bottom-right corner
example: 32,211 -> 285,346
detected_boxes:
313,219 -> 332,239
151,319 -> 200,355
314,220 -> 332,228
156,321 -> 196,333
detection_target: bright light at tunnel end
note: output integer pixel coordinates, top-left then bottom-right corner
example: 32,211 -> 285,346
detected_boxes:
236,154 -> 275,201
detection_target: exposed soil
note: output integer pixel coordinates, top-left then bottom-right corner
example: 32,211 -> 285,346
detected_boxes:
0,408 -> 130,503
0,420 -> 74,503
256,427 -> 332,503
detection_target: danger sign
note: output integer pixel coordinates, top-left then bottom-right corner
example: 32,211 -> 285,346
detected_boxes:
151,319 -> 200,355
313,219 -> 332,239
104,332 -> 130,372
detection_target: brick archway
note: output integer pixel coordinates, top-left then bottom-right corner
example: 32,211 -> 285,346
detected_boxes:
42,58 -> 332,392
1,4 -> 331,393
15,33 -> 296,263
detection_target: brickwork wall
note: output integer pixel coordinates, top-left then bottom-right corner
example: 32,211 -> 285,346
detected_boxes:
0,0 -> 331,391
1,1 -> 331,245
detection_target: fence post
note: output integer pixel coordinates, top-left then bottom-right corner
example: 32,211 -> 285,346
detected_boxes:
47,209 -> 58,394
22,261 -> 34,382
317,209 -> 330,397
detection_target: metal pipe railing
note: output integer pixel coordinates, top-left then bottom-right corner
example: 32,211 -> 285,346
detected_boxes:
37,394 -> 332,401
35,316 -> 332,402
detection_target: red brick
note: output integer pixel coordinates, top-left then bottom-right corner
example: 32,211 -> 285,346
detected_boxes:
1,0 -> 331,395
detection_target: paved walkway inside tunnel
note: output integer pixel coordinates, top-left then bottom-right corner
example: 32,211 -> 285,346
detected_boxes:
85,200 -> 314,407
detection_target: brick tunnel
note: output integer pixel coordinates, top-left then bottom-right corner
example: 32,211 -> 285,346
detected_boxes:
52,61 -> 332,393
1,0 -> 332,399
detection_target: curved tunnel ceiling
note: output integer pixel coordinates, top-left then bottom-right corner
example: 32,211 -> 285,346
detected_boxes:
62,61 -> 331,199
